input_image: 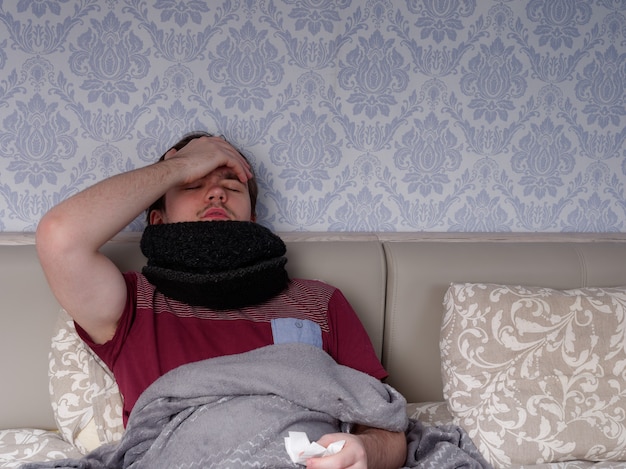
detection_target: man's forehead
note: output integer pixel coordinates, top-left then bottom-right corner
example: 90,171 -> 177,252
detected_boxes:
211,166 -> 238,179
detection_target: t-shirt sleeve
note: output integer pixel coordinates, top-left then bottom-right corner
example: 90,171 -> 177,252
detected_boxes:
74,271 -> 138,371
326,288 -> 388,381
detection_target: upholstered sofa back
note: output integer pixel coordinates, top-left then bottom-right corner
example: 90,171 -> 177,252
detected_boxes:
382,237 -> 626,403
1,233 -> 626,432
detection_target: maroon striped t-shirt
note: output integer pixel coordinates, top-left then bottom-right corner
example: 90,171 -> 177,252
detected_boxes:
78,272 -> 387,425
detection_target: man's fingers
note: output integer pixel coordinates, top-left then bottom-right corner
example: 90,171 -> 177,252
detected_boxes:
166,136 -> 253,183
163,148 -> 178,160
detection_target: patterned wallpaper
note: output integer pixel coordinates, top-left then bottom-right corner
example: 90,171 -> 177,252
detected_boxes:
0,0 -> 625,233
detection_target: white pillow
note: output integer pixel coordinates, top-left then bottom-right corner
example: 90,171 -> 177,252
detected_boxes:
49,310 -> 124,453
441,283 -> 626,468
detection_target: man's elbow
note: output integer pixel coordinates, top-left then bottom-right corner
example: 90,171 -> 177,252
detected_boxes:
36,211 -> 65,260
35,209 -> 80,270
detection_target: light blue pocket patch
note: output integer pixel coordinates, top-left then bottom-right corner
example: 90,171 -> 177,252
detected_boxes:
271,318 -> 322,348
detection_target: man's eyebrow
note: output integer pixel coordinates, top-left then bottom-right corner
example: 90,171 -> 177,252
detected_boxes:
220,169 -> 239,180
215,167 -> 246,184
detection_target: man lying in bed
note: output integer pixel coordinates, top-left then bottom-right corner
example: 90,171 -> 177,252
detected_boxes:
35,132 -> 408,469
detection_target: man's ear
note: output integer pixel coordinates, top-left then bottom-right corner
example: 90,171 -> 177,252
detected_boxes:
149,210 -> 165,225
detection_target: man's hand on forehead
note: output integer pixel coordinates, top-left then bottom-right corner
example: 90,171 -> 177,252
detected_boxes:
163,136 -> 253,184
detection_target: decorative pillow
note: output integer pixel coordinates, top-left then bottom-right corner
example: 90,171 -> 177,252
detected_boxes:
0,428 -> 84,467
441,283 -> 626,469
406,401 -> 454,427
49,310 -> 124,453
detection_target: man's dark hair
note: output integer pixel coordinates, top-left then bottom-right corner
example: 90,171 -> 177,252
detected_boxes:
146,131 -> 258,223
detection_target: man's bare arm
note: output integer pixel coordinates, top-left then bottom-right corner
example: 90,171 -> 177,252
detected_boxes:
36,137 -> 252,344
353,426 -> 407,469
309,425 -> 407,469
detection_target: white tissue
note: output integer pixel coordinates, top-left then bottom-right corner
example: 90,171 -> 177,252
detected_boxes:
284,431 -> 346,464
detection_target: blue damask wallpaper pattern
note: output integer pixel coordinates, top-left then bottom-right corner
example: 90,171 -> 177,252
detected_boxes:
0,0 -> 624,232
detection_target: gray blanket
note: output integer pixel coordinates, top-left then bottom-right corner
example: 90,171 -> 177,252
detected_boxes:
22,343 -> 491,469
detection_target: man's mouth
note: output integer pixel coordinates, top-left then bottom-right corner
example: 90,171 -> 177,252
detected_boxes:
201,207 -> 230,221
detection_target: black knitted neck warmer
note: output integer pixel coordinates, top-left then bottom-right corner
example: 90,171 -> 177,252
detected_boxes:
140,221 -> 289,309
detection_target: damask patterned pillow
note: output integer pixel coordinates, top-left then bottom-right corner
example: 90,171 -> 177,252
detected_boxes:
441,283 -> 626,469
0,428 -> 84,467
406,401 -> 454,427
49,310 -> 124,453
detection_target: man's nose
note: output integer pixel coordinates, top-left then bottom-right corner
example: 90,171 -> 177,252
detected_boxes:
206,184 -> 226,201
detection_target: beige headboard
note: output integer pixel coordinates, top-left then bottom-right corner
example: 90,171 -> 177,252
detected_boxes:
1,232 -> 625,432
381,235 -> 626,403
0,243 -> 61,429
